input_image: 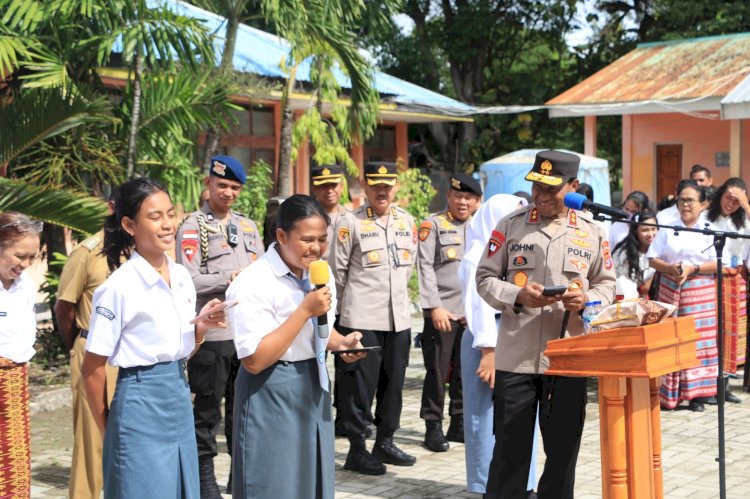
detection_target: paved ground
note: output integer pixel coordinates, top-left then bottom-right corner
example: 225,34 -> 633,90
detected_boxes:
29,317 -> 750,498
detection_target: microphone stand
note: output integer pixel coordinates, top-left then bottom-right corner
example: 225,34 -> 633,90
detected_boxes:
594,211 -> 750,499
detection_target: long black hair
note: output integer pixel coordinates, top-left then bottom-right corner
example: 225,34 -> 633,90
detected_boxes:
102,178 -> 170,271
707,177 -> 747,230
275,194 -> 330,235
613,209 -> 657,284
622,190 -> 651,212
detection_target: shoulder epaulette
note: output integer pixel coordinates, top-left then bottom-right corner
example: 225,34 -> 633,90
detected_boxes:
80,235 -> 102,251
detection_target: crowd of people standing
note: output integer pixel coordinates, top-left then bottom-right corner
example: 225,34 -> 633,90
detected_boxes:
0,153 -> 747,499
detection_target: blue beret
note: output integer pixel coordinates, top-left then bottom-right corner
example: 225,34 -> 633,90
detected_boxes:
210,155 -> 246,185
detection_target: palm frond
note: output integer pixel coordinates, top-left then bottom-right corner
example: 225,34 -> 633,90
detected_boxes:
0,86 -> 114,165
0,177 -> 107,233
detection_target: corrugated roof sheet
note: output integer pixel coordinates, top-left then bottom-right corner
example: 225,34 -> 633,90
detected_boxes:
163,0 -> 474,115
548,33 -> 750,106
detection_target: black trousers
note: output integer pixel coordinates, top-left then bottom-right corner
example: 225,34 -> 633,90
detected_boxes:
484,371 -> 587,499
188,339 -> 239,458
420,317 -> 463,421
335,326 -> 411,441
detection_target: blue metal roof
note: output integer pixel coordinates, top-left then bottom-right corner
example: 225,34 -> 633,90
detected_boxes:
163,0 -> 475,115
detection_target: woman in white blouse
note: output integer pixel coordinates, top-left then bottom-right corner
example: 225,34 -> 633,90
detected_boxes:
226,194 -> 365,499
0,212 -> 42,498
648,181 -> 725,412
612,209 -> 657,299
81,178 -> 222,498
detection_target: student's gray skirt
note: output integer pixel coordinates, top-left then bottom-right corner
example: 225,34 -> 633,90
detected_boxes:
232,359 -> 334,499
104,360 -> 199,499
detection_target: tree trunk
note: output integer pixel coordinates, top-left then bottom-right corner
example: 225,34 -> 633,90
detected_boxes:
277,66 -> 298,197
202,11 -> 241,173
126,54 -> 143,178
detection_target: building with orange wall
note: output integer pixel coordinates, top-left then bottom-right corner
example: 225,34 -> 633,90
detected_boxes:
547,33 -> 750,202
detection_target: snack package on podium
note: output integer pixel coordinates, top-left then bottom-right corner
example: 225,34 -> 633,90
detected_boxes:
590,299 -> 678,331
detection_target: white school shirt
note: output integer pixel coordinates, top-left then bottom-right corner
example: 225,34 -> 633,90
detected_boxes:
646,218 -> 727,265
227,243 -> 335,362
711,215 -> 747,266
86,252 -> 198,367
458,258 -> 497,350
0,272 -> 37,363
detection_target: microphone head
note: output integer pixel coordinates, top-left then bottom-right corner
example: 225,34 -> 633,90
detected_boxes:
309,260 -> 330,286
563,192 -> 587,211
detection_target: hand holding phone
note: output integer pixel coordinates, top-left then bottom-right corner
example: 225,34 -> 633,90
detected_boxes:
541,285 -> 567,297
190,300 -> 239,324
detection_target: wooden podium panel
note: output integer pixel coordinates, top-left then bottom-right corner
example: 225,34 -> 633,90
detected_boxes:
543,317 -> 700,499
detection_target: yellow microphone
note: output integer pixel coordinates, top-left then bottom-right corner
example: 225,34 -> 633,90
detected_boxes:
309,260 -> 330,338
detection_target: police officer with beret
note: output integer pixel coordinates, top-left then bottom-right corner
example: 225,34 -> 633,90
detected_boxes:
310,164 -> 350,260
176,155 -> 264,497
417,173 -> 481,452
475,150 -> 616,499
331,161 -> 418,475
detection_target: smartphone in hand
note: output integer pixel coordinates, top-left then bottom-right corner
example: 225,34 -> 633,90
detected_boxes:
541,285 -> 567,296
190,300 -> 239,324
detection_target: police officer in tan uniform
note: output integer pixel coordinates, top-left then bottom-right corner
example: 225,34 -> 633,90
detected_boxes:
475,150 -> 616,499
55,231 -> 119,499
176,155 -> 264,497
417,173 -> 481,452
332,161 -> 418,475
310,164 -> 350,261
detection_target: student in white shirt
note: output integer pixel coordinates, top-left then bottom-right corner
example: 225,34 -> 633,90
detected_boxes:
609,191 -> 651,250
81,178 -> 223,499
612,209 -> 657,299
0,212 -> 43,498
227,194 -> 366,499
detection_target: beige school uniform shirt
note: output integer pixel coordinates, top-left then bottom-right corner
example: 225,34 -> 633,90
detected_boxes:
331,203 -> 417,332
475,206 -> 616,374
417,210 -> 468,318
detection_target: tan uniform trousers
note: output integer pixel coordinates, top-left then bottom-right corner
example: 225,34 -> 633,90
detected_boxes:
69,335 -> 117,499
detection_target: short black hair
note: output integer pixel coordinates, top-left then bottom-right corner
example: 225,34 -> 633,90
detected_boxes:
275,194 -> 330,234
575,183 -> 594,202
690,164 -> 711,178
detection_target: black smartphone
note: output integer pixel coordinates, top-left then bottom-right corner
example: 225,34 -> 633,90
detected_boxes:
332,346 -> 382,355
541,285 -> 567,296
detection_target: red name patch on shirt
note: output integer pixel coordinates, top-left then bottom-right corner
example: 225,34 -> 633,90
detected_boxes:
487,230 -> 505,258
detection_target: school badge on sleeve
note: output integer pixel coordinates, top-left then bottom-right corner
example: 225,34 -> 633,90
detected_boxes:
487,230 -> 505,257
602,241 -> 613,270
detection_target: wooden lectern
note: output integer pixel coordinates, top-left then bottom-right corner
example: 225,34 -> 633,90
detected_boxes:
544,316 -> 700,499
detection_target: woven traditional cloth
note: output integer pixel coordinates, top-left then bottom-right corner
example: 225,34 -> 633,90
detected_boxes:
721,273 -> 747,373
657,274 -> 719,409
0,362 -> 31,499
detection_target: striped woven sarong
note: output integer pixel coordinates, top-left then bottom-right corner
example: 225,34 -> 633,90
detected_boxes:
0,362 -> 31,499
657,274 -> 719,409
722,273 -> 747,373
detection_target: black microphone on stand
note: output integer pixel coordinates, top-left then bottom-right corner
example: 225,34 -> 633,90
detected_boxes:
309,260 -> 330,338
563,192 -> 630,220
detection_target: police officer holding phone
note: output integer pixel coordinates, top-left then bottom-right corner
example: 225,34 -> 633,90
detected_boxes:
176,155 -> 263,497
475,150 -> 615,498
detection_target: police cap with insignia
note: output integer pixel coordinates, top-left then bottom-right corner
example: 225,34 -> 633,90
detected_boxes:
210,155 -> 246,185
450,173 -> 482,196
524,150 -> 579,187
311,164 -> 344,186
364,162 -> 398,186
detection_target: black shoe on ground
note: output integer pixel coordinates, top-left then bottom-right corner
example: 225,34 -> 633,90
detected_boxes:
198,456 -> 222,499
701,396 -> 718,405
446,415 -> 464,443
423,421 -> 449,452
372,438 -> 417,466
527,491 -> 538,499
343,446 -> 386,475
726,390 -> 742,404
688,399 -> 705,412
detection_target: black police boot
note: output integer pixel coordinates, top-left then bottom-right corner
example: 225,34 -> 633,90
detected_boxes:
343,436 -> 386,475
446,414 -> 464,443
198,455 -> 222,499
423,420 -> 449,452
372,437 -> 417,466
